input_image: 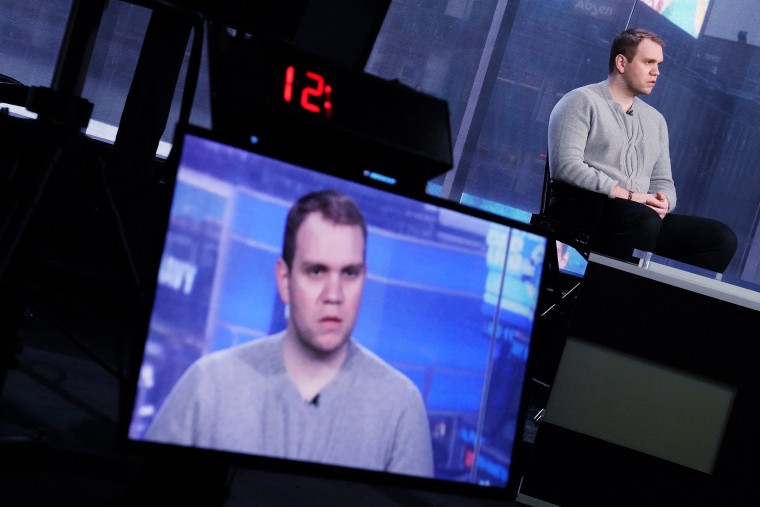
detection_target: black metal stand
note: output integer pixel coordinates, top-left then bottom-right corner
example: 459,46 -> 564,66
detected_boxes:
0,0 -> 121,395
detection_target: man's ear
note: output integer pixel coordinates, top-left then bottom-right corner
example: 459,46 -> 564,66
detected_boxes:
275,258 -> 291,304
616,54 -> 627,73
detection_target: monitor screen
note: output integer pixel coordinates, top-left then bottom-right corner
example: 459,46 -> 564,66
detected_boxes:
125,125 -> 549,497
640,0 -> 711,38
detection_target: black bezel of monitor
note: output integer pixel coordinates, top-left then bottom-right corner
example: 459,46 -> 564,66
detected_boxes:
121,122 -> 553,500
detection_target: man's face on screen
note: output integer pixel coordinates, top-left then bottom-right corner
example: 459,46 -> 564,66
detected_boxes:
276,212 -> 366,357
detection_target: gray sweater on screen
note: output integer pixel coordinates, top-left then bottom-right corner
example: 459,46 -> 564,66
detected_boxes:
548,80 -> 677,211
145,332 -> 434,478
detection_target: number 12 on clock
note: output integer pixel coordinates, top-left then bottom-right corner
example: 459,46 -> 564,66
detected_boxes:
283,65 -> 333,119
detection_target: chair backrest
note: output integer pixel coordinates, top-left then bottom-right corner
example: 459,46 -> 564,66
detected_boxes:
538,158 -> 551,217
531,159 -> 606,260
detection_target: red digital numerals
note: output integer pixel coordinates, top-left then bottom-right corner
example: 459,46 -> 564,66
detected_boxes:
283,65 -> 332,119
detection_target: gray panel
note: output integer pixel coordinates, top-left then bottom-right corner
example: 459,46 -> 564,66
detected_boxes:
544,337 -> 736,474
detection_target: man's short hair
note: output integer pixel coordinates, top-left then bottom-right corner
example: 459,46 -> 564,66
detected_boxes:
282,189 -> 367,269
608,28 -> 664,74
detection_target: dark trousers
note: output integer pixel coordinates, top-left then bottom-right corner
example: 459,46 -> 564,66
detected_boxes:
551,196 -> 738,273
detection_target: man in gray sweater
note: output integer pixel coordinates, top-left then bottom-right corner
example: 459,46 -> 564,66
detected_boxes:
146,189 -> 434,478
548,28 -> 736,273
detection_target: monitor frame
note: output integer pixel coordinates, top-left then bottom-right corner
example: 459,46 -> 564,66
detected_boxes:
121,122 -> 554,500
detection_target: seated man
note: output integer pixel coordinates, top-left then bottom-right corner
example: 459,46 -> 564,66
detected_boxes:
547,27 -> 737,273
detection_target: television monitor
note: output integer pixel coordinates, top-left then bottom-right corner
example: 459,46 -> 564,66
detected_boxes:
124,124 -> 550,499
640,0 -> 712,38
517,253 -> 760,505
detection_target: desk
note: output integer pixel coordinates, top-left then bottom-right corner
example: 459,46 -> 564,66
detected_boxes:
518,254 -> 760,506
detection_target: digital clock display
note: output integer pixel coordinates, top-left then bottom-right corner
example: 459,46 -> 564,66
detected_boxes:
282,65 -> 333,119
